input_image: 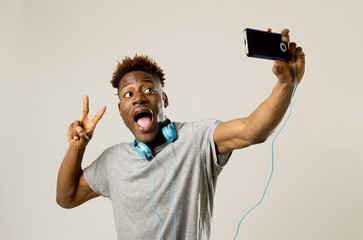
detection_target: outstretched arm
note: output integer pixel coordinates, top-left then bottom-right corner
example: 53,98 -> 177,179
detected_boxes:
56,95 -> 106,208
214,29 -> 305,155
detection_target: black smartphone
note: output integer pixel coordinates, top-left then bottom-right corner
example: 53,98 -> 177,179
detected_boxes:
243,28 -> 289,62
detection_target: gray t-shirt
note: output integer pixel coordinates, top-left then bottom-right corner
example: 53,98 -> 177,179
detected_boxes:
84,119 -> 232,240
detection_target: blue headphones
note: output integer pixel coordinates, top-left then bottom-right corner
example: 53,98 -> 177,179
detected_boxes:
133,119 -> 178,160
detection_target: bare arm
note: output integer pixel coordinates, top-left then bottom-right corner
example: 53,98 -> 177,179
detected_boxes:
214,28 -> 306,154
56,95 -> 106,208
56,145 -> 98,208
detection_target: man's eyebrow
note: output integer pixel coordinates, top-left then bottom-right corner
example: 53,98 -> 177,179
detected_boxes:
119,79 -> 155,91
140,79 -> 155,85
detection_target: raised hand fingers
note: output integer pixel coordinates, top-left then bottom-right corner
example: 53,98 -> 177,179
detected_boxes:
289,42 -> 297,62
82,95 -> 106,125
82,95 -> 89,120
281,28 -> 290,43
68,121 -> 81,141
68,121 -> 89,146
288,42 -> 305,64
296,50 -> 306,80
91,105 -> 107,125
75,125 -> 89,141
294,46 -> 303,62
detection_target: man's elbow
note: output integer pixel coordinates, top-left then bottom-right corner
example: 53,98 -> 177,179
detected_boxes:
249,136 -> 268,145
56,195 -> 77,209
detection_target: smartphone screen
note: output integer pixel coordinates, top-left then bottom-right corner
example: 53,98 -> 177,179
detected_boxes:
244,28 -> 288,61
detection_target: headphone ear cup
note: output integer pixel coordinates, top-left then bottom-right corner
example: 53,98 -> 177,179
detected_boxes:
162,127 -> 173,143
162,120 -> 178,143
167,123 -> 178,141
133,139 -> 152,160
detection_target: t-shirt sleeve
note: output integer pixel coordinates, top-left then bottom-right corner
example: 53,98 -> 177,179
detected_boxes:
192,119 -> 232,172
83,150 -> 110,198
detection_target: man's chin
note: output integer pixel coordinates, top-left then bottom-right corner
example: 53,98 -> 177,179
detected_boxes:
133,130 -> 159,145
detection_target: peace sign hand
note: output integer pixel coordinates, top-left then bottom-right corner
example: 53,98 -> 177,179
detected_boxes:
67,95 -> 107,148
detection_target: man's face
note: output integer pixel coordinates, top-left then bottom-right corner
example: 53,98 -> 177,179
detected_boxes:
118,71 -> 168,144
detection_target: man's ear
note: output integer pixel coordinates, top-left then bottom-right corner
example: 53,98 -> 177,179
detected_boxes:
163,92 -> 169,108
118,102 -> 121,112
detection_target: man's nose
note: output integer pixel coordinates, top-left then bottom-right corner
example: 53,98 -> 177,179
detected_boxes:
133,91 -> 147,105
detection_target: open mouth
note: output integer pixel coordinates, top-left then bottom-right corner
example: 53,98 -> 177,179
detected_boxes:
134,110 -> 153,131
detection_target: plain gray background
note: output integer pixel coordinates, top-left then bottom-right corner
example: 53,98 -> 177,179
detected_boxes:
1,0 -> 362,239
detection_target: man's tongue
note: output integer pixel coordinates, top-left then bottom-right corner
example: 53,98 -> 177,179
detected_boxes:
137,116 -> 152,131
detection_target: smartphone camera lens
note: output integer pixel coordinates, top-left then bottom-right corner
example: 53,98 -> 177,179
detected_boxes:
280,42 -> 287,52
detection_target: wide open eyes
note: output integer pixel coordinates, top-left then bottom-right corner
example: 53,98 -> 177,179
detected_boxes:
123,88 -> 155,99
144,88 -> 155,94
124,92 -> 133,98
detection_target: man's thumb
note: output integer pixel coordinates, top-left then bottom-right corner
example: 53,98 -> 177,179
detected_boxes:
76,126 -> 89,141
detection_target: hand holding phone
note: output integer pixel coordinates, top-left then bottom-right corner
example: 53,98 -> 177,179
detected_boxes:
243,28 -> 305,86
243,28 -> 289,62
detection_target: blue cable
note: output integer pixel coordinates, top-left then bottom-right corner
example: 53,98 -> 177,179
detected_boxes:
171,142 -> 177,240
233,64 -> 298,240
150,153 -> 165,240
150,143 -> 177,240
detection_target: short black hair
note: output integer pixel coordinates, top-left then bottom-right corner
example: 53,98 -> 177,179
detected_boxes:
110,54 -> 165,89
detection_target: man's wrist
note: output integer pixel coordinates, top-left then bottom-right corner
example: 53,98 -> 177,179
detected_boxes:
274,80 -> 296,98
276,79 -> 295,90
68,144 -> 87,152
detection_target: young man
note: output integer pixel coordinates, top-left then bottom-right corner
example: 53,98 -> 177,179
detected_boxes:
57,29 -> 305,239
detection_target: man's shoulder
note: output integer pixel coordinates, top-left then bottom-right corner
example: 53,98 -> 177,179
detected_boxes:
185,118 -> 223,130
173,118 -> 223,138
174,118 -> 222,128
101,142 -> 132,156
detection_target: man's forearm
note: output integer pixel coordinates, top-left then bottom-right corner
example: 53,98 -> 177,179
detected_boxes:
56,146 -> 85,207
245,81 -> 295,143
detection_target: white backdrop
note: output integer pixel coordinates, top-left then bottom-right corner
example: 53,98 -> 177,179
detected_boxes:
1,0 -> 363,239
